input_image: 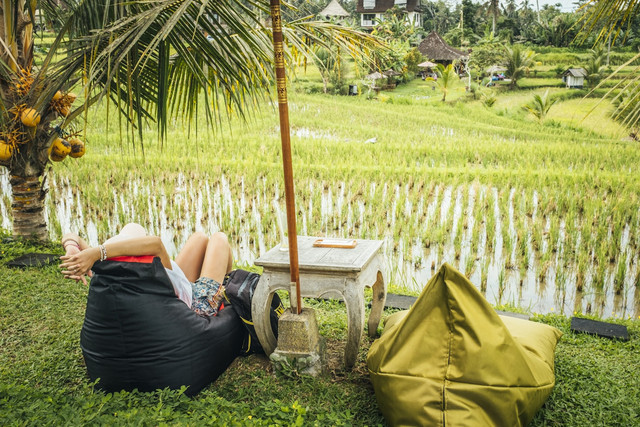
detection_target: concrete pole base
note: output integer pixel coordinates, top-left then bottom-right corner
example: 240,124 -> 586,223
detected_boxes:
270,307 -> 326,377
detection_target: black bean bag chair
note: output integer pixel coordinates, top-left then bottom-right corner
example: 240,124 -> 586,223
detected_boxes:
80,256 -> 244,396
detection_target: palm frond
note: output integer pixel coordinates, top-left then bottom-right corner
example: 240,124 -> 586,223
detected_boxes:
577,0 -> 640,45
583,52 -> 640,134
37,0 -> 384,144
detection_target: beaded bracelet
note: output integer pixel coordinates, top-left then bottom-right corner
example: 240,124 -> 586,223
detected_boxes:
98,244 -> 107,261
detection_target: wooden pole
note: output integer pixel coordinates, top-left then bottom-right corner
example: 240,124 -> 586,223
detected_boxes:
270,0 -> 302,314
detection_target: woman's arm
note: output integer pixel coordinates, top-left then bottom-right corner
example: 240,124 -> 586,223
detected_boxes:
60,236 -> 172,281
60,233 -> 92,284
61,233 -> 90,251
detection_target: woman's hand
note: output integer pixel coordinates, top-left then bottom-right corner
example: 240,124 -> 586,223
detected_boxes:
64,243 -> 81,257
60,247 -> 99,286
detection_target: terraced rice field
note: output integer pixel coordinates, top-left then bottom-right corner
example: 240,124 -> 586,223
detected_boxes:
1,88 -> 638,319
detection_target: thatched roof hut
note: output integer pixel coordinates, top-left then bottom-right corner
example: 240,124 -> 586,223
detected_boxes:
418,61 -> 437,69
417,31 -> 469,64
319,0 -> 350,19
383,69 -> 402,77
365,71 -> 384,80
487,65 -> 506,74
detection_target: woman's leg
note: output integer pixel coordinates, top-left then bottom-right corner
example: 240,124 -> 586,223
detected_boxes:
175,232 -> 209,282
104,222 -> 147,245
200,232 -> 233,283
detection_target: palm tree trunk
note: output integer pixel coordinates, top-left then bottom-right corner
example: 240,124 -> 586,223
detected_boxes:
10,174 -> 48,240
491,0 -> 498,36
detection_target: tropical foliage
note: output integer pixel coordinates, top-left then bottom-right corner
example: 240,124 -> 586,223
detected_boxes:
469,30 -> 505,78
523,89 -> 557,122
577,0 -> 640,137
314,46 -> 345,94
584,44 -> 606,87
576,0 -> 640,46
372,7 -> 419,45
403,48 -> 424,79
611,84 -> 640,140
0,0 -> 383,239
502,44 -> 536,89
432,63 -> 459,102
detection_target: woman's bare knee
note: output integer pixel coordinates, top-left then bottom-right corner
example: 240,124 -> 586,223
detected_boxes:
209,232 -> 229,245
175,232 -> 210,282
200,232 -> 231,282
120,223 -> 147,236
190,232 -> 209,245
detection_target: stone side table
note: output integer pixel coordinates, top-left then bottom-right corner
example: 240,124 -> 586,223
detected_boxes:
252,236 -> 387,369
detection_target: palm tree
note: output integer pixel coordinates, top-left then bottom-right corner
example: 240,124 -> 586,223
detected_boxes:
487,0 -> 500,36
433,63 -> 458,102
584,44 -> 606,87
611,84 -> 640,140
578,0 -> 640,136
523,89 -> 556,122
502,44 -> 535,89
0,0 -> 383,240
371,11 -> 417,44
577,0 -> 639,46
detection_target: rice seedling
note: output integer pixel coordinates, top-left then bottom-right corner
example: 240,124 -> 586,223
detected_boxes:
614,253 -> 628,295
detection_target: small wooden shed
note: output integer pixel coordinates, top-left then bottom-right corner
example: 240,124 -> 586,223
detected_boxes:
562,68 -> 587,89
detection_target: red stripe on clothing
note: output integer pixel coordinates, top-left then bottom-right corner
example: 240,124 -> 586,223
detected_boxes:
107,255 -> 155,263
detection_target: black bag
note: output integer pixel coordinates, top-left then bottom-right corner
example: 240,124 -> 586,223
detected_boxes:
224,269 -> 285,355
81,257 -> 244,396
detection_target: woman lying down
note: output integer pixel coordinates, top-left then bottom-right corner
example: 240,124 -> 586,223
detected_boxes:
59,223 -> 232,317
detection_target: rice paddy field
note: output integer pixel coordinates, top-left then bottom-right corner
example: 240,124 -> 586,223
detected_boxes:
1,66 -> 639,321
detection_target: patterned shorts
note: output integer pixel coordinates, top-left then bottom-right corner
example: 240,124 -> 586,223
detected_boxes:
192,276 -> 225,317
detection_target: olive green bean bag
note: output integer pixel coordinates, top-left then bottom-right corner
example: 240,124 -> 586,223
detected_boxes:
367,263 -> 562,426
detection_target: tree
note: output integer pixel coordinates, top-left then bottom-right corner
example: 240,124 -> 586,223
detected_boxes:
523,89 -> 556,122
577,0 -> 640,135
372,7 -> 419,45
314,46 -> 345,93
502,44 -> 535,89
0,0 -> 383,239
284,0 -> 328,19
611,84 -> 640,140
577,0 -> 639,46
461,0 -> 483,36
432,63 -> 459,102
422,0 -> 457,35
403,48 -> 424,79
584,44 -> 606,87
470,29 -> 505,78
486,0 -> 500,36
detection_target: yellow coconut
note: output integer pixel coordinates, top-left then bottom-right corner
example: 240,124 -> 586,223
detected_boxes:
21,108 -> 41,127
66,92 -> 77,102
51,137 -> 71,157
50,151 -> 67,162
69,137 -> 85,158
0,142 -> 13,161
52,91 -> 63,102
58,104 -> 70,116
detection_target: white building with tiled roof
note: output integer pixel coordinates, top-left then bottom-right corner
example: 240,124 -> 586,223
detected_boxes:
355,0 -> 422,29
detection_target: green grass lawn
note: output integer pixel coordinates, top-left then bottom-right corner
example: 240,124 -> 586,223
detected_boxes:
0,236 -> 638,425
